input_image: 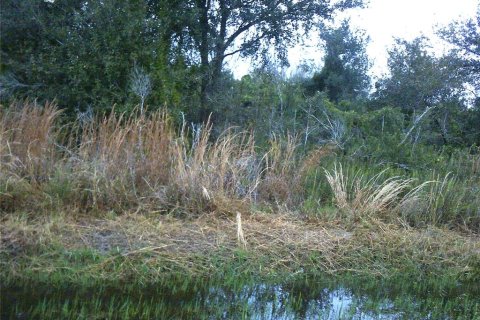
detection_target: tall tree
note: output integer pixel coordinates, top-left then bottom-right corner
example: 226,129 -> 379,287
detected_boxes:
374,37 -> 474,147
374,37 -> 464,114
306,20 -> 371,102
160,0 -> 364,121
438,5 -> 480,94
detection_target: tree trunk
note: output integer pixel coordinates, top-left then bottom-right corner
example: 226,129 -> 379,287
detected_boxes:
195,0 -> 229,124
197,0 -> 212,123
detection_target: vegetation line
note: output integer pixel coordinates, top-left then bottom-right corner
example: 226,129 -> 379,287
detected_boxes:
0,102 -> 479,288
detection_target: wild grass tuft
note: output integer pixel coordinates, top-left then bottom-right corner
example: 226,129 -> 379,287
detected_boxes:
0,101 -> 61,180
401,172 -> 480,229
324,163 -> 425,221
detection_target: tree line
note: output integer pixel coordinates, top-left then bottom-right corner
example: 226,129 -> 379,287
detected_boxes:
1,0 -> 479,151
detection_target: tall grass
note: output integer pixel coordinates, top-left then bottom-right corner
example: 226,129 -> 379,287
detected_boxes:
259,135 -> 299,205
0,102 -> 294,214
1,102 -> 478,232
323,163 -> 425,221
0,101 -> 60,180
400,172 -> 480,229
72,110 -> 175,210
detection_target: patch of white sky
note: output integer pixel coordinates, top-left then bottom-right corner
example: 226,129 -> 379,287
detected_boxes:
227,0 -> 478,80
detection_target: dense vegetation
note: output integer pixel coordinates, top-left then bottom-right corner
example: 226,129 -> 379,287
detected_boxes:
0,102 -> 479,231
1,0 -> 480,227
1,1 -> 479,135
1,102 -> 479,318
1,2 -> 479,317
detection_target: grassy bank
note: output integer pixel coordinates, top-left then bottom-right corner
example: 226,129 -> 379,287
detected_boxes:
2,211 -> 479,287
2,210 -> 480,318
1,102 -> 479,290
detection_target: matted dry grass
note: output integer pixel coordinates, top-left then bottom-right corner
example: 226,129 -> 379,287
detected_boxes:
2,211 -> 478,280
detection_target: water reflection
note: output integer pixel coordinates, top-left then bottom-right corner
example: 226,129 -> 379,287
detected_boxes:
2,279 -> 477,319
205,284 -> 405,319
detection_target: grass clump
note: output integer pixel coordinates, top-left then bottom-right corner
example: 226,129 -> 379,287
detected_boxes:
323,163 -> 427,223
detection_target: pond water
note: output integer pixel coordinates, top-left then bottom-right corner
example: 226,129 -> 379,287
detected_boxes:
2,278 -> 479,319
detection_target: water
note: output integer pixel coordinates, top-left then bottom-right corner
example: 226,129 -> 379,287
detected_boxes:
2,278 -> 479,319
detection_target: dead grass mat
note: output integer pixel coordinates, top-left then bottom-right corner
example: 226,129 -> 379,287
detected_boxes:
1,211 -> 479,280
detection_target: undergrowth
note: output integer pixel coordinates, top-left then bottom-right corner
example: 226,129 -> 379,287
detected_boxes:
1,101 -> 479,232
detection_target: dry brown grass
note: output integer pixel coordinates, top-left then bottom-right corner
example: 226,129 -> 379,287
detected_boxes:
0,102 -> 63,211
259,135 -> 304,205
324,163 -> 427,220
71,110 -> 175,210
0,101 -> 61,180
0,102 -> 296,213
1,211 -> 478,280
171,125 -> 261,213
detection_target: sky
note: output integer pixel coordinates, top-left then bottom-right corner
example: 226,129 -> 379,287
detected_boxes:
228,0 -> 478,79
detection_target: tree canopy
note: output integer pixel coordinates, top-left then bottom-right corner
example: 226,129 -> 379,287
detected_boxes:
0,0 -> 478,148
160,0 -> 365,120
305,20 -> 371,102
1,0 -> 365,120
438,6 -> 480,93
374,37 -> 464,114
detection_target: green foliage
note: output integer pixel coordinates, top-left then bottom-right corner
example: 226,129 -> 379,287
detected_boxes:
159,0 -> 365,121
305,20 -> 371,102
374,37 -> 465,114
0,0 -> 195,115
2,1 -> 152,112
0,0 -> 365,120
438,5 -> 480,91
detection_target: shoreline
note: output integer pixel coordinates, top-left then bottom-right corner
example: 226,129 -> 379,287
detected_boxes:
2,210 -> 479,290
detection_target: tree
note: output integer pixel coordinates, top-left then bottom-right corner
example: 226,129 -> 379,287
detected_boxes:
0,0 -> 84,103
0,0 -> 157,113
374,37 -> 477,147
130,64 -> 152,115
305,20 -> 371,102
374,37 -> 464,114
438,6 -> 480,93
59,0 -> 155,112
160,0 -> 364,122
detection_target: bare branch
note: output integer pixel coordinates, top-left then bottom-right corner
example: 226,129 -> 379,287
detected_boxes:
129,64 -> 152,115
399,106 -> 435,146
